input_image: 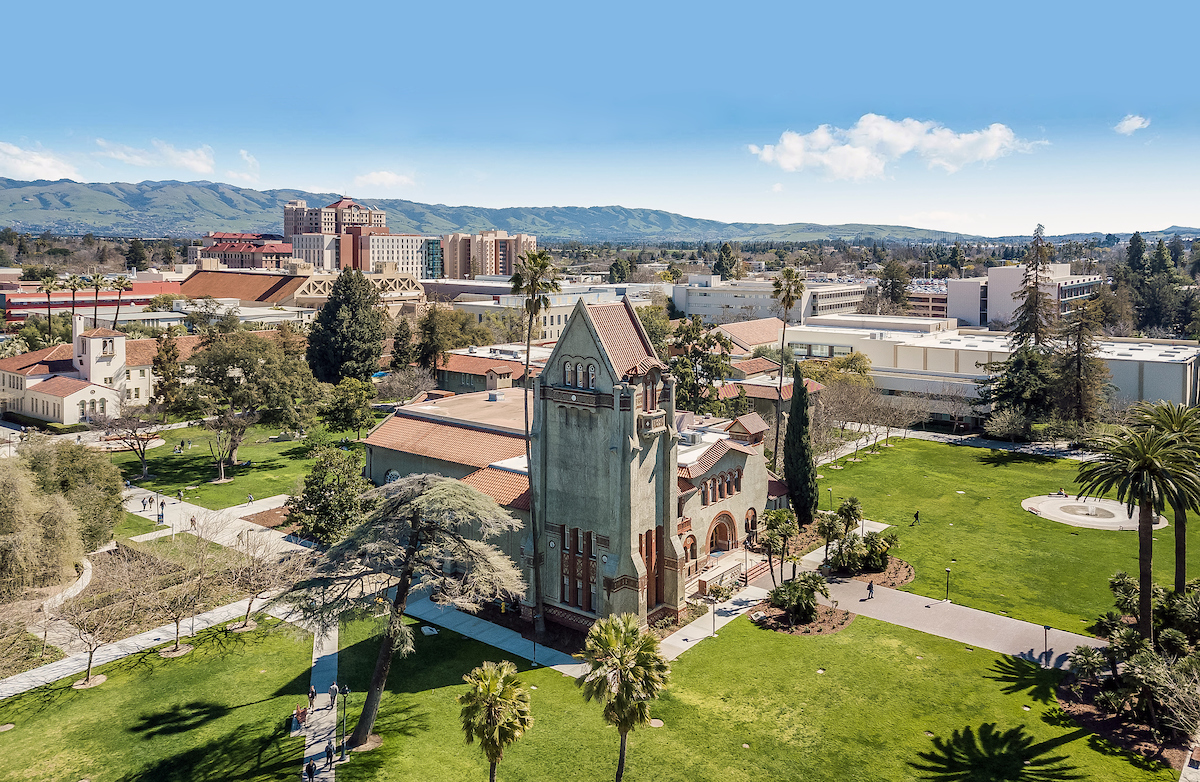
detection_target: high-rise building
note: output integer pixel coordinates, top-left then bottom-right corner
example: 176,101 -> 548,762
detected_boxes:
284,198 -> 386,237
441,230 -> 537,279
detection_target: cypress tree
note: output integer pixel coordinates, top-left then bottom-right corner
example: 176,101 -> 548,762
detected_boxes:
305,268 -> 385,383
783,367 -> 818,528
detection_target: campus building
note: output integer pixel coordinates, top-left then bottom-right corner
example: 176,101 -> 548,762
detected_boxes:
441,231 -> 538,279
945,264 -> 1103,327
671,275 -> 866,324
283,197 -> 387,237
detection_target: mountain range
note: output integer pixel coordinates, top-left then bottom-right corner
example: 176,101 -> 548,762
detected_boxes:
0,178 -> 1194,244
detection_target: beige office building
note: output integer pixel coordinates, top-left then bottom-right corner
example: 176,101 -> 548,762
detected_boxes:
442,230 -> 537,279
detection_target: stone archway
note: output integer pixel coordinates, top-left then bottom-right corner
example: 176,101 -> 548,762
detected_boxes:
706,513 -> 735,554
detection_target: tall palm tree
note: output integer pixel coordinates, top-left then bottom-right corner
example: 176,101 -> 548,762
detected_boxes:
770,267 -> 804,467
110,276 -> 132,330
1128,401 -> 1200,593
509,249 -> 560,641
37,276 -> 59,345
458,660 -> 533,782
575,614 -> 670,782
65,274 -> 87,323
91,273 -> 108,326
1077,428 -> 1200,638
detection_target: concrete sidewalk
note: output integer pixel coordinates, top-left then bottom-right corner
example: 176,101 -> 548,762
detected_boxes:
123,489 -> 308,555
303,623 -> 340,781
659,586 -> 771,660
405,594 -> 583,675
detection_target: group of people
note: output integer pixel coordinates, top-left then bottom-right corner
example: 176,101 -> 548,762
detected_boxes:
302,683 -> 344,778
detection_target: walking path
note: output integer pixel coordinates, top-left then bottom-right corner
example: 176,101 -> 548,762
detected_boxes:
303,623 -> 340,782
822,424 -> 1093,466
659,586 -> 771,660
122,488 -> 309,553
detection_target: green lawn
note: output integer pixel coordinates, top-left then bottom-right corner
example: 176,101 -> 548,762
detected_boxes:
114,510 -> 159,539
0,619 -> 311,782
111,423 -> 364,510
817,439 -> 1197,632
333,614 -> 1172,782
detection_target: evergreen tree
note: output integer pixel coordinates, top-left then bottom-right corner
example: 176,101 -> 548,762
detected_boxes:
151,331 -> 184,418
1009,225 -> 1056,348
1053,299 -> 1109,423
978,347 -> 1057,422
1150,239 -> 1173,275
390,316 -> 415,371
416,306 -> 451,373
284,448 -> 378,544
783,368 -> 818,529
1168,234 -> 1186,267
608,256 -> 632,284
713,243 -> 738,280
124,238 -> 149,271
323,378 -> 377,439
1126,231 -> 1147,275
305,268 -> 385,383
878,260 -> 910,305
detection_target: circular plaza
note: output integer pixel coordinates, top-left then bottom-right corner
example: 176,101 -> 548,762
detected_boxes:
1021,494 -> 1169,531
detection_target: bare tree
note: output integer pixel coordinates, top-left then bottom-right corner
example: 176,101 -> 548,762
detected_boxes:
930,382 -> 974,433
229,533 -> 313,630
152,581 -> 198,653
94,404 -> 159,480
376,366 -> 436,404
52,550 -> 143,685
179,513 -> 232,635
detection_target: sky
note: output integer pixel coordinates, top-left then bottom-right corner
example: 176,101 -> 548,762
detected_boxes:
1,0 -> 1197,237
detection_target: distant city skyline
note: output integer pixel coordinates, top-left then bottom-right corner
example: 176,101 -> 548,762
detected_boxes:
2,0 -> 1196,237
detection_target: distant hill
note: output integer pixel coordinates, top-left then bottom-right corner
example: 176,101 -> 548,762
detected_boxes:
0,177 -> 1191,244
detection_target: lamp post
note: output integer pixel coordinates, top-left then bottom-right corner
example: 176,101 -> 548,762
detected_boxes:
531,614 -> 541,668
339,684 -> 351,761
827,488 -> 832,511
708,595 -> 719,638
944,568 -> 951,602
1043,625 -> 1051,668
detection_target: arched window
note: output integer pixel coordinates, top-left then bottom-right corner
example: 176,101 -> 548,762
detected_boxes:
98,399 -> 106,415
587,365 -> 596,390
726,475 -> 734,496
78,401 -> 86,419
564,362 -> 574,386
576,363 -> 584,388
717,476 -> 725,500
701,485 -> 709,505
734,469 -> 742,492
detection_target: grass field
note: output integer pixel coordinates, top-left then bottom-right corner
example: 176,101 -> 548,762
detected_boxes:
817,438 -> 1197,632
0,619 -> 311,782
332,613 -> 1173,782
110,423 -> 366,510
113,510 -> 159,539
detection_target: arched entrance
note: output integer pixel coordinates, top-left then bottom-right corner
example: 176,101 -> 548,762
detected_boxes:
706,513 -> 735,554
745,508 -> 758,546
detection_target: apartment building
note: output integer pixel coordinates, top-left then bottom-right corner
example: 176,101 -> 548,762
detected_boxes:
283,197 -> 386,237
442,230 -> 537,279
358,233 -> 443,278
197,242 -> 296,270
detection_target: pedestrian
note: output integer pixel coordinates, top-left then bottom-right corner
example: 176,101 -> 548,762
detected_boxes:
867,581 -> 875,599
247,493 -> 254,505
324,741 -> 334,769
160,500 -> 166,512
141,497 -> 148,511
912,510 -> 920,526
177,489 -> 183,502
188,439 -> 192,449
76,434 -> 82,444
308,684 -> 316,710
190,515 -> 197,530
329,682 -> 338,709
180,439 -> 185,451
305,759 -> 316,781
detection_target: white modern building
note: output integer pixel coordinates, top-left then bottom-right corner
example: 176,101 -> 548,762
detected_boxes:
671,275 -> 867,324
946,264 -> 1103,327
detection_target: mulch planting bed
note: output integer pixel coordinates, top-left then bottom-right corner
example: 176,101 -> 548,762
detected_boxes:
750,601 -> 854,636
472,603 -> 586,657
849,556 -> 914,589
1056,678 -> 1187,771
243,506 -> 299,535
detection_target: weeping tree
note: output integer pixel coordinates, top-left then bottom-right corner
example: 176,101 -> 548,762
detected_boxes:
286,474 -> 526,748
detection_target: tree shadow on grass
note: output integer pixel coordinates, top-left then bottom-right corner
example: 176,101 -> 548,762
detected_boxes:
117,719 -> 302,781
985,656 -> 1061,703
974,450 -> 1059,469
910,723 -> 1087,781
130,700 -> 232,738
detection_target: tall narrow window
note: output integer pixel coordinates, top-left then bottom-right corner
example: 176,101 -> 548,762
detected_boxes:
565,362 -> 574,386
576,363 -> 584,388
587,365 -> 596,389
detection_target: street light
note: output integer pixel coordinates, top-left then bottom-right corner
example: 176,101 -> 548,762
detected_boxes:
708,594 -> 719,638
339,684 -> 351,761
827,488 -> 833,511
1043,626 -> 1051,668
944,568 -> 951,602
531,614 -> 541,668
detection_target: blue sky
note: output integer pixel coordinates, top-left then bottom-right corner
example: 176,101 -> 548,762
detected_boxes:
2,0 -> 1196,236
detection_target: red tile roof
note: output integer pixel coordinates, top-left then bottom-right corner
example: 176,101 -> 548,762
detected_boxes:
677,474 -> 697,494
730,357 -> 780,375
180,271 -> 309,304
209,233 -> 279,240
768,473 -> 789,498
124,330 -> 287,368
728,413 -> 769,436
29,376 -> 97,398
715,318 -> 784,350
461,468 -> 530,511
79,327 -> 127,338
364,414 -> 526,469
0,343 -> 75,376
714,378 -> 823,402
200,242 -> 293,254
587,299 -> 665,379
678,438 -> 758,480
440,353 -> 542,380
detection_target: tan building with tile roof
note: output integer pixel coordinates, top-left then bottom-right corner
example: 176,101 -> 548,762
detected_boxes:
713,317 -> 785,355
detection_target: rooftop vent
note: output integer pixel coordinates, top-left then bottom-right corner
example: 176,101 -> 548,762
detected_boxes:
468,345 -> 477,353
487,390 -> 505,402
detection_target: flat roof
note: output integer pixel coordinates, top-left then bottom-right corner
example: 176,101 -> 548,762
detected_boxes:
399,388 -> 532,434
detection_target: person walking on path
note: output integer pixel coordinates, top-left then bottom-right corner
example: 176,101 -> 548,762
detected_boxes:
247,493 -> 254,505
867,581 -> 875,599
177,489 -> 183,502
308,685 -> 316,710
324,741 -> 334,769
912,510 -> 920,526
305,760 -> 316,781
329,682 -> 338,710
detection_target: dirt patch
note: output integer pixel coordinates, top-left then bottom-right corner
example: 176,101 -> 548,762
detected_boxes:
158,643 -> 193,658
231,620 -> 258,633
750,601 -> 854,636
243,506 -> 299,535
352,734 -> 383,753
1056,679 -> 1186,771
72,674 -> 107,689
850,556 -> 915,589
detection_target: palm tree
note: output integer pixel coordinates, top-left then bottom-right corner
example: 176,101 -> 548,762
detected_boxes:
510,249 -> 560,640
90,273 -> 108,326
37,276 -> 59,344
576,614 -> 670,782
458,660 -> 533,782
770,267 -> 805,466
65,274 -> 87,322
1129,401 -> 1200,593
1077,428 -> 1200,639
110,276 -> 132,330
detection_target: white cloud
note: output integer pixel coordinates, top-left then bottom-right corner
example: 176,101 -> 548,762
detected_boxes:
353,170 -> 415,189
0,142 -> 77,180
95,138 -> 215,174
226,149 -> 260,184
771,182 -> 783,193
1114,114 -> 1150,135
749,114 -> 1036,180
